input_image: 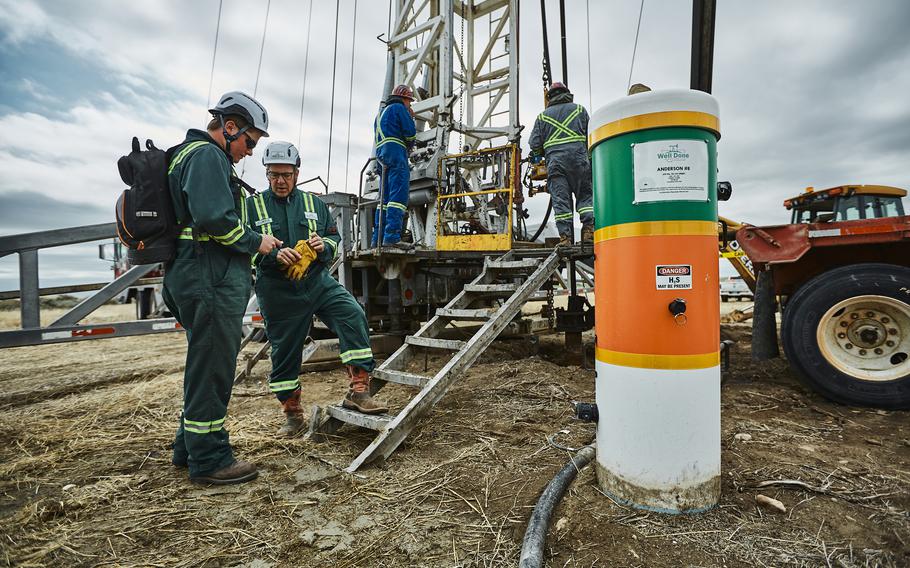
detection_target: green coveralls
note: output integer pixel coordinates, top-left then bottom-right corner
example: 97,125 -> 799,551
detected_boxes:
163,129 -> 262,477
247,189 -> 374,402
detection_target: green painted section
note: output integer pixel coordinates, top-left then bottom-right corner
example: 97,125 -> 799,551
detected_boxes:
591,127 -> 718,229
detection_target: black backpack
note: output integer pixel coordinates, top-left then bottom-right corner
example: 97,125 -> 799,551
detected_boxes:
115,137 -> 180,264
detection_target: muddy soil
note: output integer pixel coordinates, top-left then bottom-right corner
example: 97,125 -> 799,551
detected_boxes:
0,304 -> 907,567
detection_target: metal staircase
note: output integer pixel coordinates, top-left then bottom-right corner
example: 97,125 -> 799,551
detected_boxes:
312,250 -> 561,472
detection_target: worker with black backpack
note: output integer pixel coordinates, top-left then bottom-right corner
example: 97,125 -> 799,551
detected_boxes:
160,91 -> 280,485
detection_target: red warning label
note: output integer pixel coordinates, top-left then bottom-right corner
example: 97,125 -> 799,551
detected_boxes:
656,265 -> 692,289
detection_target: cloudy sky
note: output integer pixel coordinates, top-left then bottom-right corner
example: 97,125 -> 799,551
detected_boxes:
1,0 -> 908,290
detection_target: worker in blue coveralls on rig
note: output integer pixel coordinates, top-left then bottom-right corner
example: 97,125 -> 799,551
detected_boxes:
248,141 -> 389,438
372,84 -> 417,249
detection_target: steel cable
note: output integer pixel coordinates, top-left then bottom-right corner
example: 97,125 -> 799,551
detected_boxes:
297,0 -> 314,151
206,0 -> 223,107
326,0 -> 341,190
252,0 -> 271,97
343,0 -> 359,193
626,0 -> 645,93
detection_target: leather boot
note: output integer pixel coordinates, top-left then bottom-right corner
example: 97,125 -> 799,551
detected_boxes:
581,224 -> 594,244
342,366 -> 389,415
277,388 -> 305,437
558,234 -> 572,247
190,460 -> 258,485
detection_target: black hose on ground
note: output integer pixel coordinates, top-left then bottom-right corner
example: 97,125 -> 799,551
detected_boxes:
519,443 -> 596,568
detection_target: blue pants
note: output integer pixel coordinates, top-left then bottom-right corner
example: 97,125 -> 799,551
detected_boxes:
372,157 -> 409,246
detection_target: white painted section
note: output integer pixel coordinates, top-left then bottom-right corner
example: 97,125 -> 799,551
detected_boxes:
595,360 -> 720,491
589,89 -> 720,136
808,228 -> 841,238
41,331 -> 71,340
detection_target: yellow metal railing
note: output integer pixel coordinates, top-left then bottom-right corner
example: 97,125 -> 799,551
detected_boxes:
436,144 -> 517,251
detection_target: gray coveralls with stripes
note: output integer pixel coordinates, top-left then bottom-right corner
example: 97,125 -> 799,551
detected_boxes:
528,96 -> 594,239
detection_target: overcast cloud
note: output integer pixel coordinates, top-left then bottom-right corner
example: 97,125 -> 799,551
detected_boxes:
1,0 -> 908,290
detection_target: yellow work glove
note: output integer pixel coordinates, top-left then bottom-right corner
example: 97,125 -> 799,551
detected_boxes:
283,240 -> 318,281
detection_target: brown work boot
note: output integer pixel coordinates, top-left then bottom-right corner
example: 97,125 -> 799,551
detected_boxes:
277,388 -> 305,437
190,460 -> 258,486
558,234 -> 572,247
581,224 -> 594,244
341,366 -> 389,415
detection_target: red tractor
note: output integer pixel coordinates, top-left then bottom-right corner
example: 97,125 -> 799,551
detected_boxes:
737,185 -> 909,409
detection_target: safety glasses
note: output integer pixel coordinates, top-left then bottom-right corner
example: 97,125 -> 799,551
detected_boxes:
242,131 -> 257,150
266,171 -> 294,181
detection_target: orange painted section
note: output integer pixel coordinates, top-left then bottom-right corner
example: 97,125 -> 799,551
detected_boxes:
594,235 -> 720,357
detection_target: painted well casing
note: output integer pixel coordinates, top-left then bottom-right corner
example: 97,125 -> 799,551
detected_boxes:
589,89 -> 721,513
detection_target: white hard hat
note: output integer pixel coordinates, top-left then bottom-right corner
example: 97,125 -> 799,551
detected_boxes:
210,91 -> 270,136
262,141 -> 301,167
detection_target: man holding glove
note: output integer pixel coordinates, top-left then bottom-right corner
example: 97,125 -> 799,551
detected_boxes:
248,141 -> 388,438
165,91 -> 280,485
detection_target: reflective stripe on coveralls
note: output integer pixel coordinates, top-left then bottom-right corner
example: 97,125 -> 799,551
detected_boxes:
250,193 -> 273,264
374,106 -> 407,149
183,416 -> 226,434
539,105 -> 586,149
340,348 -> 373,364
168,141 -> 209,175
269,378 -> 300,393
303,192 -> 317,235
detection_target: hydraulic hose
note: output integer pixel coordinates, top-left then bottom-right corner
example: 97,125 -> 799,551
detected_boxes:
528,194 -> 553,243
519,443 -> 596,568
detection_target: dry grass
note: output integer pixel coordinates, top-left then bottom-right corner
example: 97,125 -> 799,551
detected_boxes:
0,302 -> 136,330
0,329 -> 907,567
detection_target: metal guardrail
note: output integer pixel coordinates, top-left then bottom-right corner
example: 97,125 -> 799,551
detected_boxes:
0,278 -> 163,301
0,223 -> 120,329
0,223 -> 174,349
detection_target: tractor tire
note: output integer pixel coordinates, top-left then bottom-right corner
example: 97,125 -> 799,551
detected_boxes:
781,263 -> 910,409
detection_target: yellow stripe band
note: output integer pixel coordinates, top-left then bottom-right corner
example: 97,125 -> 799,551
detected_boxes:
303,193 -> 317,233
183,416 -> 226,434
325,238 -> 338,258
212,220 -> 244,245
168,141 -> 209,174
588,111 -> 720,148
594,220 -> 717,242
340,348 -> 373,363
178,227 -> 210,241
269,379 -> 300,392
596,347 -> 720,370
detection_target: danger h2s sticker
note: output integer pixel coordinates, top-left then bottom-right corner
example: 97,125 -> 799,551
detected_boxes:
656,265 -> 692,290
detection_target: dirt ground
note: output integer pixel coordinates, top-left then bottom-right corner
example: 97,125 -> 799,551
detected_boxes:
0,302 -> 908,567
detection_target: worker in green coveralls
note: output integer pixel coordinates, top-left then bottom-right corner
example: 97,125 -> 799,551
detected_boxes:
164,91 -> 282,485
248,141 -> 389,438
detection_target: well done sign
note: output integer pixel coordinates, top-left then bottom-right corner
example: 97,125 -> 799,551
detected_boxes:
632,139 -> 709,204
